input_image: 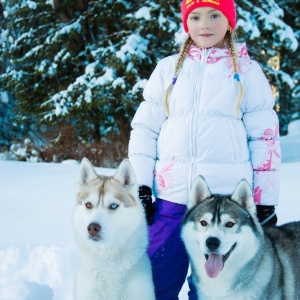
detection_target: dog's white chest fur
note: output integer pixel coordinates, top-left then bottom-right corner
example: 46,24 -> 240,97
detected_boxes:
75,250 -> 151,300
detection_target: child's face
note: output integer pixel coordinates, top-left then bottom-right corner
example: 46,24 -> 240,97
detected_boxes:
187,7 -> 230,48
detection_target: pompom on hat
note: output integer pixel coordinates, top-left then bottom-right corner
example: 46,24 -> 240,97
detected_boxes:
181,0 -> 236,32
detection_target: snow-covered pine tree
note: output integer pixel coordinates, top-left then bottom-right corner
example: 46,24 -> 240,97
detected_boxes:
0,1 -> 9,149
0,0 -> 181,165
235,0 -> 299,135
276,0 -> 300,134
0,1 -> 8,149
0,1 -> 27,151
0,0 -> 59,156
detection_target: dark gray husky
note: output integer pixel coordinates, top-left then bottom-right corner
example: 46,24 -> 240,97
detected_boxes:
181,176 -> 300,300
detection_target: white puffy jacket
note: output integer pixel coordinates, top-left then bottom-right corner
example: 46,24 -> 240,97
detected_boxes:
128,43 -> 281,206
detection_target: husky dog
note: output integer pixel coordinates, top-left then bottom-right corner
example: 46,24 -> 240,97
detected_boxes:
73,158 -> 155,300
181,176 -> 300,300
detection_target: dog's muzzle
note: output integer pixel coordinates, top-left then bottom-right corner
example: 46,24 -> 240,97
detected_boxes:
204,239 -> 237,279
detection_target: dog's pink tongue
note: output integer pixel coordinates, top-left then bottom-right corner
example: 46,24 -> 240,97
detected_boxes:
204,253 -> 223,278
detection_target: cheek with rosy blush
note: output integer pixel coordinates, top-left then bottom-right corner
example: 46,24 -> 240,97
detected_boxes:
214,23 -> 227,32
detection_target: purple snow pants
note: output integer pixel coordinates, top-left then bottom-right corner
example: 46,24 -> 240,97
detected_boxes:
147,198 -> 198,300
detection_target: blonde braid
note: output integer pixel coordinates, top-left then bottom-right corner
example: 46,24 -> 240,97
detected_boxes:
163,36 -> 194,117
226,30 -> 244,118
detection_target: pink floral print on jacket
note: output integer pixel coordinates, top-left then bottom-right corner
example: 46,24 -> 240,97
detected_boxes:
155,159 -> 177,194
188,43 -> 252,76
254,124 -> 281,204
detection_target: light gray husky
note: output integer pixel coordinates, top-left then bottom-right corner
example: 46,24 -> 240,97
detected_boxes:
181,175 -> 300,300
73,158 -> 155,300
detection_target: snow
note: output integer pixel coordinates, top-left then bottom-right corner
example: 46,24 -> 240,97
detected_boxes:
236,8 -> 261,40
46,21 -> 82,45
0,122 -> 300,299
0,92 -> 9,104
95,68 -> 114,86
112,77 -> 125,89
116,34 -> 149,62
22,1 -> 37,10
131,79 -> 147,94
24,45 -> 43,59
135,7 -> 151,20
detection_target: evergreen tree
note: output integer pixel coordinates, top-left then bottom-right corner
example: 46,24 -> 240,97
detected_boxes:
276,0 -> 300,134
0,1 -> 24,150
0,0 -> 181,165
0,1 -> 8,149
235,0 -> 299,135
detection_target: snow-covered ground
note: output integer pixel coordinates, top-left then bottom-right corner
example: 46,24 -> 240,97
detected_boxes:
0,121 -> 300,300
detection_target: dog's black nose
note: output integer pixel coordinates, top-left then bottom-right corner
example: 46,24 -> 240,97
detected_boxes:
88,223 -> 101,237
206,237 -> 221,251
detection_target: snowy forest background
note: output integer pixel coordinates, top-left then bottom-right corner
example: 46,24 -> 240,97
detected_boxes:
0,0 -> 299,167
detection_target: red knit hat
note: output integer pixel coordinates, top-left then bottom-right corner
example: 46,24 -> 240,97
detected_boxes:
181,0 -> 236,32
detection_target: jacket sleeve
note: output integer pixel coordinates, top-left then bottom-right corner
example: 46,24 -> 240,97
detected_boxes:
242,62 -> 281,206
128,59 -> 169,188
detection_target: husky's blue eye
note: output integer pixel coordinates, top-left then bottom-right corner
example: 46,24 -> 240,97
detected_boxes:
109,203 -> 119,210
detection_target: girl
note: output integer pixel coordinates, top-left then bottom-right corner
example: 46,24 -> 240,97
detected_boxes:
128,0 -> 281,298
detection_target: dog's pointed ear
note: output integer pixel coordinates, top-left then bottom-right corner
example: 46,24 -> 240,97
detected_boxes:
189,176 -> 212,209
113,159 -> 138,194
231,179 -> 256,216
78,158 -> 98,188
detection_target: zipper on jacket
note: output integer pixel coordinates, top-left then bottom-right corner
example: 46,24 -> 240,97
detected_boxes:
201,47 -> 211,66
188,48 -> 212,197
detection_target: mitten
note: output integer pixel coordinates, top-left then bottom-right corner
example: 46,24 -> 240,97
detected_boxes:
256,205 -> 277,226
138,185 -> 154,225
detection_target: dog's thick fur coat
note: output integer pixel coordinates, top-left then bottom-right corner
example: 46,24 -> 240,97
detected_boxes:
182,176 -> 300,299
73,158 -> 155,300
